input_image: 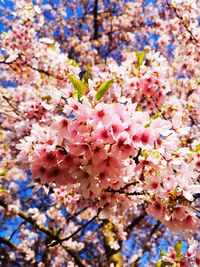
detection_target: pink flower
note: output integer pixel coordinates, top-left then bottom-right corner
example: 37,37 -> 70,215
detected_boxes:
186,237 -> 198,258
30,149 -> 58,181
91,145 -> 108,166
195,251 -> 200,266
92,126 -> 114,144
59,154 -> 76,168
180,260 -> 190,267
165,218 -> 182,232
172,206 -> 188,220
51,116 -> 69,143
132,111 -> 150,127
144,175 -> 161,192
40,150 -> 57,168
46,166 -> 74,185
73,98 -> 91,121
112,103 -> 127,122
91,102 -> 113,127
30,161 -> 47,183
111,133 -> 135,159
110,116 -> 125,139
162,247 -> 177,263
151,117 -> 172,137
162,174 -> 177,191
132,129 -> 142,143
98,171 -> 110,190
139,128 -> 154,146
181,215 -> 199,232
146,200 -> 166,221
110,179 -> 125,190
103,155 -> 121,173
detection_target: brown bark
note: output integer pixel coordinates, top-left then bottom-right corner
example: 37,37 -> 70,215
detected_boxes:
102,219 -> 123,267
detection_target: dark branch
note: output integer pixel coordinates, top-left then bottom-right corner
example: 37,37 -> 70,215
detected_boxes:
67,206 -> 89,223
0,199 -> 86,267
0,237 -> 17,250
166,0 -> 199,43
125,213 -> 146,234
105,187 -> 145,196
93,0 -> 99,40
48,207 -> 102,247
133,148 -> 142,165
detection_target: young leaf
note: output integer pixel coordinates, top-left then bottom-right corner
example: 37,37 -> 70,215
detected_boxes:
66,58 -> 79,67
135,49 -> 146,70
144,123 -> 150,128
82,67 -> 91,85
151,112 -> 163,120
156,260 -> 162,267
67,74 -> 88,98
174,240 -> 182,260
0,186 -> 9,194
0,168 -> 7,176
193,144 -> 200,153
156,260 -> 173,267
144,112 -> 162,128
96,79 -> 114,101
160,249 -> 168,257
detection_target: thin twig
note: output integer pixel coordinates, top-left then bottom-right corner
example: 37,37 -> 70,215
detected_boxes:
133,148 -> 142,165
2,96 -> 25,119
48,207 -> 102,247
105,187 -> 145,196
9,221 -> 26,241
66,206 -> 89,223
166,0 -> 199,43
152,97 -> 167,120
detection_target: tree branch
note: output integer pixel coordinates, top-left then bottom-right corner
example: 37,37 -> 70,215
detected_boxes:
166,0 -> 199,43
125,213 -> 146,236
131,221 -> 161,266
48,207 -> 102,247
105,187 -> 145,196
133,148 -> 142,165
0,237 -> 17,250
0,199 -> 86,267
102,219 -> 123,267
66,206 -> 89,223
93,0 -> 99,40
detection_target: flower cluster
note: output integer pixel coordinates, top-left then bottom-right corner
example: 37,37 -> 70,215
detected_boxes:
18,98 -> 171,198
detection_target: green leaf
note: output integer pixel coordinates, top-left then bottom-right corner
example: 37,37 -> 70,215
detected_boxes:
156,260 -> 173,267
144,123 -> 150,128
0,186 -> 9,194
160,249 -> 168,257
66,58 -> 79,67
82,67 -> 91,85
0,168 -> 7,176
141,150 -> 150,158
96,79 -> 114,101
27,4 -> 34,11
156,260 -> 162,267
151,112 -> 162,120
193,144 -> 200,153
174,240 -> 182,260
41,95 -> 52,102
144,112 -> 162,128
67,74 -> 88,99
153,151 -> 160,159
135,49 -> 146,70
